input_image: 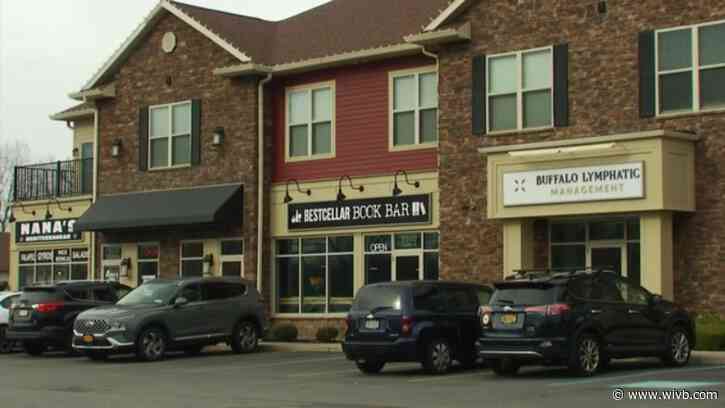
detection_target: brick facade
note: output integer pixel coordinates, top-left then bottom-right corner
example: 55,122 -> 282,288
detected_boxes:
436,0 -> 725,315
94,12 -> 261,281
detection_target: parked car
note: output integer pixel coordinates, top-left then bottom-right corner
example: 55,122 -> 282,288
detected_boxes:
0,292 -> 21,353
343,281 -> 493,375
7,281 -> 132,356
72,277 -> 269,362
478,269 -> 695,377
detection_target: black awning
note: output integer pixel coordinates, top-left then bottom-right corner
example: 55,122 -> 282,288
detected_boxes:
76,184 -> 243,232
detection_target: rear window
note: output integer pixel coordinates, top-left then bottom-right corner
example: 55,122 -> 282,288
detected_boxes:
19,288 -> 65,304
490,285 -> 563,306
352,285 -> 404,312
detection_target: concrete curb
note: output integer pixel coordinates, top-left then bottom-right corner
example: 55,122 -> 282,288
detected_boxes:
259,341 -> 342,353
691,351 -> 725,365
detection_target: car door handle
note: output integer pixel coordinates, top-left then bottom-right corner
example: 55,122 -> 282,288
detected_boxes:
627,309 -> 641,315
591,309 -> 602,315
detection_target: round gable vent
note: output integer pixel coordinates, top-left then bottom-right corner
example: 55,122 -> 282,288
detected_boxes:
162,32 -> 177,54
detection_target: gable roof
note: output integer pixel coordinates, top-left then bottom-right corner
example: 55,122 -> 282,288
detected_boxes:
424,0 -> 474,32
80,0 -> 452,92
50,102 -> 95,121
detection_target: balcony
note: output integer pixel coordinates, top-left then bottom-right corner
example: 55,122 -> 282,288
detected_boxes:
13,158 -> 94,202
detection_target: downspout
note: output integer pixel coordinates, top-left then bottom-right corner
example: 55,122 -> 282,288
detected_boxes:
257,73 -> 273,294
89,98 -> 99,280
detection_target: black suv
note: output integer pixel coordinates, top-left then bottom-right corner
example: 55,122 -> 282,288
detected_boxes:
478,269 -> 695,377
72,277 -> 269,362
343,281 -> 493,375
7,281 -> 132,356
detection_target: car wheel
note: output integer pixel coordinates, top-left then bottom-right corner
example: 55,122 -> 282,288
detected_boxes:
423,338 -> 453,375
491,358 -> 520,376
662,326 -> 691,367
0,341 -> 12,354
184,345 -> 204,356
231,321 -> 258,354
23,341 -> 45,357
136,327 -> 167,362
356,360 -> 385,374
569,334 -> 601,377
86,351 -> 108,362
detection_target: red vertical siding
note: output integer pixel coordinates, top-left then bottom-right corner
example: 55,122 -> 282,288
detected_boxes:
271,56 -> 438,183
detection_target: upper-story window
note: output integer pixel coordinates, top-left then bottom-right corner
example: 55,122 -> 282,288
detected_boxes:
149,101 -> 192,169
656,20 -> 725,115
390,67 -> 438,149
487,47 -> 553,133
286,82 -> 335,161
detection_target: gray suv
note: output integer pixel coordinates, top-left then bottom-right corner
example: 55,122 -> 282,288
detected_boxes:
72,278 -> 269,362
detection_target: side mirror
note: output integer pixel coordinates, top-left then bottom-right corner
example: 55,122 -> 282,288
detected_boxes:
174,297 -> 189,308
649,294 -> 663,306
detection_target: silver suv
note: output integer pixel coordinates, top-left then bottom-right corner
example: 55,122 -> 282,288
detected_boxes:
72,277 -> 269,362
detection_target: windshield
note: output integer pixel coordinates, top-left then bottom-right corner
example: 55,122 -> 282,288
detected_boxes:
352,285 -> 404,312
19,288 -> 64,304
490,286 -> 562,306
117,282 -> 179,306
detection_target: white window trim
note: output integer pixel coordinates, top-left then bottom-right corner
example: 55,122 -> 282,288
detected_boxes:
220,238 -> 245,278
285,81 -> 336,163
272,236 -> 354,317
179,240 -> 204,278
148,100 -> 192,170
389,66 -> 439,151
486,46 -> 554,134
101,244 -> 123,281
363,231 -> 440,283
137,242 -> 160,281
655,19 -> 725,117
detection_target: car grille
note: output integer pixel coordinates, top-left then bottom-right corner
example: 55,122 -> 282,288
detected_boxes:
74,319 -> 110,335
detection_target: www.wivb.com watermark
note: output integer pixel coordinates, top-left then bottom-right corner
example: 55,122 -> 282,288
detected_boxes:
611,388 -> 720,401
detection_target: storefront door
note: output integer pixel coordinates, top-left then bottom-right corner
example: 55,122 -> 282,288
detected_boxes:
394,255 -> 420,281
589,246 -> 624,277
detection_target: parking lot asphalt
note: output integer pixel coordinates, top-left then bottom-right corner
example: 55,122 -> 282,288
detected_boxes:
1,349 -> 723,408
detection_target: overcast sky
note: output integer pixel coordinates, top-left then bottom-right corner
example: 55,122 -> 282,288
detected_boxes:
0,0 -> 330,162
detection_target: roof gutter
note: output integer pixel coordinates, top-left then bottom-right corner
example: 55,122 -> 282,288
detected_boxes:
69,83 -> 117,102
404,22 -> 472,47
49,109 -> 96,122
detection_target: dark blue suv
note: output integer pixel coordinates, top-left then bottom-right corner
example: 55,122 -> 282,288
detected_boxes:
343,281 -> 492,375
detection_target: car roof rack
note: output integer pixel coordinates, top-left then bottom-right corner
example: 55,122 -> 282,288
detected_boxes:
506,267 -> 616,281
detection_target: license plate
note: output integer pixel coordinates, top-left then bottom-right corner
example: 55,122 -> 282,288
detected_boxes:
83,335 -> 94,344
364,319 -> 380,330
17,310 -> 28,317
501,313 -> 518,325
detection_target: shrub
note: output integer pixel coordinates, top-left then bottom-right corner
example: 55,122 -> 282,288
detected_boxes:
695,314 -> 725,351
315,327 -> 340,343
270,323 -> 298,342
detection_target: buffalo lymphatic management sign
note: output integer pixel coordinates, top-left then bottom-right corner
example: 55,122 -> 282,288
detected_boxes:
288,195 -> 431,230
503,163 -> 644,207
15,218 -> 81,243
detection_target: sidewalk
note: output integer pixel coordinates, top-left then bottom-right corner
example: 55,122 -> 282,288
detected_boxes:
259,341 -> 342,353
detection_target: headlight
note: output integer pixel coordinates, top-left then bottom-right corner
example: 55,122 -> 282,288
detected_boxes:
108,321 -> 127,332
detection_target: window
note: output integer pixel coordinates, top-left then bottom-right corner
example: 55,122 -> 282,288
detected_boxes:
487,47 -> 553,132
446,287 -> 478,313
102,245 -> 122,282
93,287 -> 116,302
180,242 -> 203,277
615,278 -> 650,306
138,243 -> 160,284
657,21 -> 725,114
66,287 -> 90,300
287,83 -> 334,160
220,239 -> 244,277
391,68 -> 438,148
0,295 -> 18,309
203,282 -> 245,301
413,285 -> 446,313
179,283 -> 201,303
364,232 -> 439,284
275,236 -> 354,314
149,101 -> 192,168
17,248 -> 90,285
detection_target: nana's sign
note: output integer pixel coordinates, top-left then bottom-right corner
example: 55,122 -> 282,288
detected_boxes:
503,163 -> 644,207
288,195 -> 431,230
15,218 -> 81,243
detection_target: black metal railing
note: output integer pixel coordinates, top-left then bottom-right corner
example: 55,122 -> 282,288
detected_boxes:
13,158 -> 93,202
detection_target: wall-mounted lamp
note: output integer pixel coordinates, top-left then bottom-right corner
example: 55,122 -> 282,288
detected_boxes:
45,198 -> 73,221
120,258 -> 132,278
7,202 -> 36,223
202,254 -> 214,276
212,127 -> 225,146
72,148 -> 80,158
284,179 -> 311,204
337,175 -> 364,202
111,139 -> 122,158
392,170 -> 421,197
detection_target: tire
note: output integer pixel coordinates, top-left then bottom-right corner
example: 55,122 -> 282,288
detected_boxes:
356,360 -> 385,374
662,326 -> 691,367
86,351 -> 108,362
231,321 -> 258,354
422,338 -> 453,375
184,345 -> 204,356
491,358 -> 520,376
0,326 -> 11,354
568,334 -> 602,377
23,341 -> 45,357
135,327 -> 167,362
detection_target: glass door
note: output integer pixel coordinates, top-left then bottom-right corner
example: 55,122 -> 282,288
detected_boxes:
394,255 -> 421,281
589,245 -> 625,277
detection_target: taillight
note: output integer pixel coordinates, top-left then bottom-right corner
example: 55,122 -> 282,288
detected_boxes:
525,303 -> 570,316
32,302 -> 64,313
479,305 -> 492,327
401,316 -> 414,336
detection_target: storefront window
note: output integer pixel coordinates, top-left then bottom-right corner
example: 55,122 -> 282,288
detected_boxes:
102,244 -> 122,281
221,239 -> 244,277
275,236 -> 354,314
18,247 -> 90,285
364,232 -> 439,284
138,244 -> 160,284
180,242 -> 204,277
